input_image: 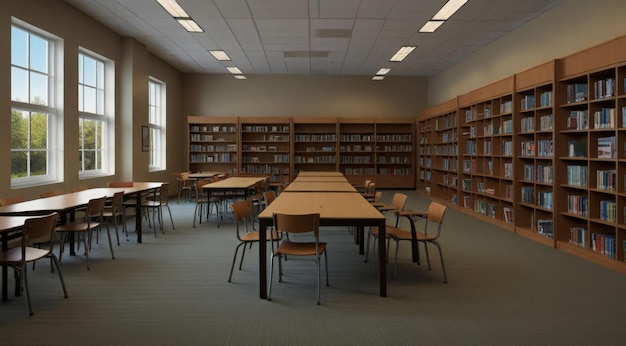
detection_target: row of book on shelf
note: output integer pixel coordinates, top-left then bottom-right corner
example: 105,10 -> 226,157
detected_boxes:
569,227 -> 620,260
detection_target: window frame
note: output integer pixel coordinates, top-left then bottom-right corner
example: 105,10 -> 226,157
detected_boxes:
10,19 -> 63,189
77,49 -> 115,179
148,78 -> 166,172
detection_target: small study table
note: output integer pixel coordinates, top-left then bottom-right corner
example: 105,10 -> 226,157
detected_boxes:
257,192 -> 387,299
201,177 -> 268,226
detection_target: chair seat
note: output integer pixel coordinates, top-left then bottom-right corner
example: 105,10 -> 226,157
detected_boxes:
275,241 -> 326,256
388,228 -> 436,242
241,230 -> 280,242
56,221 -> 101,232
0,247 -> 49,264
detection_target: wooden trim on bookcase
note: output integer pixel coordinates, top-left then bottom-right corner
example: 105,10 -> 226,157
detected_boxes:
418,98 -> 458,121
560,35 -> 626,78
292,116 -> 338,124
458,76 -> 514,107
515,60 -> 556,90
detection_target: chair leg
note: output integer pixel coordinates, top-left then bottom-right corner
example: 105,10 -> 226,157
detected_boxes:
268,254 -> 276,301
104,224 -> 115,259
393,239 -> 400,280
431,240 -> 447,283
22,263 -> 33,316
49,254 -> 69,298
317,253 -> 321,305
81,231 -> 90,270
228,243 -> 244,282
165,205 -> 175,230
239,243 -> 247,270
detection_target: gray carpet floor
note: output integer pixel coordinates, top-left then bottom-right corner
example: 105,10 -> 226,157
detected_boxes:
1,190 -> 626,345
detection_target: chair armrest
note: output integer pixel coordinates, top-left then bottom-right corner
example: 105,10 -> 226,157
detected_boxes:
397,210 -> 427,218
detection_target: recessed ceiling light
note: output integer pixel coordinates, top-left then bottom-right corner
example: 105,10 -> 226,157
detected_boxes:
176,18 -> 203,32
433,0 -> 468,20
234,75 -> 247,80
209,51 -> 231,61
227,67 -> 243,74
389,46 -> 416,62
376,68 -> 391,75
419,21 -> 445,33
372,76 -> 385,81
156,0 -> 189,17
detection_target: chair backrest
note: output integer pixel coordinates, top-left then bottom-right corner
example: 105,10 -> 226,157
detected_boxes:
392,193 -> 408,212
195,179 -> 209,195
363,179 -> 372,189
263,190 -> 276,206
71,186 -> 88,193
86,196 -> 107,221
366,182 -> 376,195
111,191 -> 125,214
272,213 -> 320,242
108,181 -> 134,187
21,213 -> 59,251
0,196 -> 25,206
425,202 -> 447,238
159,183 -> 171,204
230,200 -> 250,240
40,190 -> 65,198
373,191 -> 383,203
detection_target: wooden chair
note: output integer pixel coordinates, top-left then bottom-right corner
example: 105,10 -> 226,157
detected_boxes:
102,191 -> 126,243
268,212 -> 328,305
140,182 -> 175,235
0,213 -> 68,315
55,196 -> 112,270
388,202 -> 448,282
175,172 -> 196,203
227,200 -> 280,282
193,179 -> 219,228
364,192 -> 408,264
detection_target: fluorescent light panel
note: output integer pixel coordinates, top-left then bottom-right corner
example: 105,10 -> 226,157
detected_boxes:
156,0 -> 189,18
177,18 -> 203,32
209,50 -> 231,61
433,0 -> 468,20
372,76 -> 385,81
234,75 -> 247,80
376,68 -> 391,75
419,20 -> 445,33
226,67 -> 243,74
389,46 -> 416,62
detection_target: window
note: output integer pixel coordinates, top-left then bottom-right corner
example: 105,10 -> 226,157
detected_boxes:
78,51 -> 114,177
148,78 -> 166,171
11,20 -> 62,187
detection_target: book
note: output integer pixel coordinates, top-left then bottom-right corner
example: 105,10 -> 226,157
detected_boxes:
597,136 -> 615,158
568,140 -> 585,157
503,207 -> 513,224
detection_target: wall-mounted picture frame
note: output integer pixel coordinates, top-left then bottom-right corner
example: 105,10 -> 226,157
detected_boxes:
142,126 -> 150,152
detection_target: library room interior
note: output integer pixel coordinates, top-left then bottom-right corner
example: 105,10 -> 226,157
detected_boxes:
3,0 -> 626,345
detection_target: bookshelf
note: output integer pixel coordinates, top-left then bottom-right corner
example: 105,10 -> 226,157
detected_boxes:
375,119 -> 415,188
457,77 -> 516,229
339,119 -> 376,185
187,116 -> 238,175
292,117 -> 338,176
514,61 -> 555,246
417,35 -> 626,274
188,116 -> 415,188
417,99 -> 458,204
239,117 -> 291,183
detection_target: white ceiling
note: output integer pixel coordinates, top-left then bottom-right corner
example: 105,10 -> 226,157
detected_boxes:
64,0 -> 563,76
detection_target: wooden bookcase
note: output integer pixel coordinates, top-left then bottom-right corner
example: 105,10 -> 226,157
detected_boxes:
417,99 -> 458,204
514,61 -> 556,247
375,119 -> 415,188
339,119 -> 376,185
187,116 -> 238,175
188,116 -> 415,188
239,117 -> 291,183
417,35 -> 626,274
458,77 -> 515,228
292,117 -> 338,176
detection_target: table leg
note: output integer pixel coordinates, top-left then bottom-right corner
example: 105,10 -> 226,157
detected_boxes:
357,226 -> 364,254
135,191 -> 142,243
1,233 -> 7,301
378,219 -> 387,297
259,218 -> 268,299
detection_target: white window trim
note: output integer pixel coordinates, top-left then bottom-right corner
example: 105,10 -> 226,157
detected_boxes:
148,78 -> 166,172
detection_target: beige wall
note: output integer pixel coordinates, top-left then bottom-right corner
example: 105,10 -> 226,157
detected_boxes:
0,0 -> 184,200
428,0 -> 626,105
182,74 -> 427,118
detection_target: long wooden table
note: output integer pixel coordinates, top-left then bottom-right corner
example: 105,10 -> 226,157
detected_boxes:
0,182 -> 162,244
0,215 -> 35,301
282,181 -> 357,193
201,177 -> 268,226
257,192 -> 387,299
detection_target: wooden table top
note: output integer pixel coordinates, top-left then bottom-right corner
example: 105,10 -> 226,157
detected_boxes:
293,176 -> 348,182
189,171 -> 223,179
297,171 -> 344,177
202,176 -> 267,190
283,181 -> 357,193
258,192 -> 384,221
0,215 -> 32,233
